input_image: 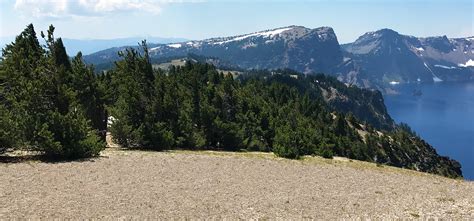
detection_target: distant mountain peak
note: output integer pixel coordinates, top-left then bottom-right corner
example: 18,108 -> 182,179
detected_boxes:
312,26 -> 335,33
419,35 -> 453,53
375,28 -> 399,35
361,29 -> 402,41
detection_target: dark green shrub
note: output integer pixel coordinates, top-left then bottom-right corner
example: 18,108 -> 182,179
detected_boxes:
109,116 -> 133,147
273,144 -> 300,159
318,142 -> 334,159
147,122 -> 175,150
273,127 -> 300,159
38,110 -> 104,159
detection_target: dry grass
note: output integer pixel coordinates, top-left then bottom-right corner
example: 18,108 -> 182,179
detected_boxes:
1,149 -> 473,219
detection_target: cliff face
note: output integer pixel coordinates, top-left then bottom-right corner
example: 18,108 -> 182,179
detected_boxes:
143,26 -> 343,75
342,29 -> 474,88
84,26 -> 344,76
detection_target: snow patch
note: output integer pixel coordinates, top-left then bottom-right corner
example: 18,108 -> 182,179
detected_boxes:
424,62 -> 443,82
458,59 -> 474,67
167,43 -> 182,48
434,64 -> 457,69
212,27 -> 293,45
186,41 -> 201,48
423,62 -> 429,69
242,42 -> 257,49
265,40 -> 275,44
415,47 -> 424,51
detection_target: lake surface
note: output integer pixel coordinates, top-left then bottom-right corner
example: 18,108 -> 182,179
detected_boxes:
384,81 -> 474,180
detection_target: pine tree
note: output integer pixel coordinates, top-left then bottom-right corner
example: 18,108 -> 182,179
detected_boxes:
0,24 -> 104,158
71,52 -> 107,140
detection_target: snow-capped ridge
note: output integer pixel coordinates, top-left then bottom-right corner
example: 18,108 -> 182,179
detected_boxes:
149,25 -> 336,50
207,26 -> 299,45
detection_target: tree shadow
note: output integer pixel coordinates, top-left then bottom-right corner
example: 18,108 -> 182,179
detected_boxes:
0,154 -> 43,163
0,153 -> 106,164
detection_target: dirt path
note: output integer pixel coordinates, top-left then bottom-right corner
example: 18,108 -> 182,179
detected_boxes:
1,149 -> 473,219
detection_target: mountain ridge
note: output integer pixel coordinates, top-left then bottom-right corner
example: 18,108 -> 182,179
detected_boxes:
0,36 -> 188,56
83,26 -> 474,89
343,28 -> 474,88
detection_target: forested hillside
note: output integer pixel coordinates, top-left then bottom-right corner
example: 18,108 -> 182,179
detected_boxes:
0,24 -> 462,178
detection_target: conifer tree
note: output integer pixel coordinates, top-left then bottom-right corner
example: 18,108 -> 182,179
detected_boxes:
0,24 -> 104,158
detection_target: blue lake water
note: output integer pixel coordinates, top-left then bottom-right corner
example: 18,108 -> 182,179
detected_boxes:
384,81 -> 474,180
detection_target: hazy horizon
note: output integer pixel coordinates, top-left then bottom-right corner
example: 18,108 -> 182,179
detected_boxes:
1,0 -> 472,44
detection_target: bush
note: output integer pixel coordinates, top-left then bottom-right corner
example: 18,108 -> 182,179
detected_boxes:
273,127 -> 301,159
189,130 -> 207,149
147,122 -> 175,150
320,149 -> 334,159
109,115 -> 133,147
273,143 -> 300,159
318,142 -> 334,159
246,137 -> 268,152
38,110 -> 105,159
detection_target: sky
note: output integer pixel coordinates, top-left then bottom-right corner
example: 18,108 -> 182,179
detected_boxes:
0,0 -> 473,43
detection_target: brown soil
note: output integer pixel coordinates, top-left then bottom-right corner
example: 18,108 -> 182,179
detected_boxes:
1,149 -> 473,219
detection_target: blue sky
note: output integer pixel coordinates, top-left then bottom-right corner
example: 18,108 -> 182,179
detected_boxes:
0,0 -> 472,43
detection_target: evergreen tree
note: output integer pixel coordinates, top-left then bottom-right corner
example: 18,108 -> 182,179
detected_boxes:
0,24 -> 104,158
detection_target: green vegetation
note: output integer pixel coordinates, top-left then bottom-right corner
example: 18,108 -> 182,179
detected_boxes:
102,41 -> 460,178
0,24 -> 105,159
0,24 -> 462,178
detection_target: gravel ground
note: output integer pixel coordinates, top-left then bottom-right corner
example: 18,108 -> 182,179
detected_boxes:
1,149 -> 473,219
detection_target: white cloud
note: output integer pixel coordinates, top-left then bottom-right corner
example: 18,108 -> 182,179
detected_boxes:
14,0 -> 201,18
78,0 -> 163,14
14,0 -> 70,18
